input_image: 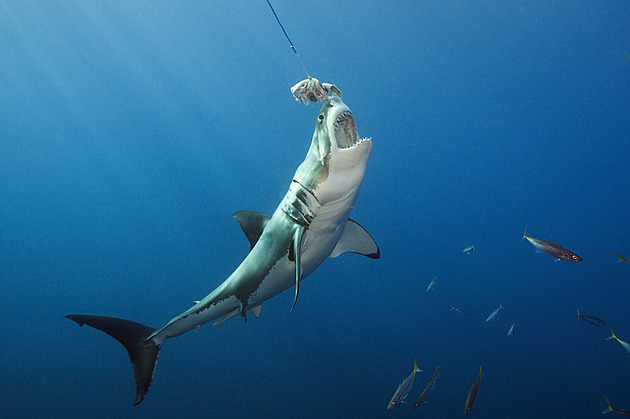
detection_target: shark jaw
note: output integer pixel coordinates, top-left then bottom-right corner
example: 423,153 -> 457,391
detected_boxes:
334,110 -> 359,149
307,91 -> 372,169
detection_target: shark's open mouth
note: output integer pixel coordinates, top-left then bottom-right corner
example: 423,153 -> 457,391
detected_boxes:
334,111 -> 360,149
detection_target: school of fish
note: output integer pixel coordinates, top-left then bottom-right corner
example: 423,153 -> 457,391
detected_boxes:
385,227 -> 629,415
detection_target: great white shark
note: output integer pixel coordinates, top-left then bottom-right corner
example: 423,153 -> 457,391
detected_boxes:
66,78 -> 379,405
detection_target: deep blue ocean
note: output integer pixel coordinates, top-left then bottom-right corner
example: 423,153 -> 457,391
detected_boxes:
1,1 -> 629,418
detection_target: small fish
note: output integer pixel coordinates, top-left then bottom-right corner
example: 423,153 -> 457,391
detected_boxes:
387,359 -> 421,410
577,309 -> 606,327
486,303 -> 503,322
464,365 -> 483,415
607,329 -> 630,353
426,276 -> 437,293
616,252 -> 630,264
412,366 -> 440,409
521,226 -> 582,262
603,395 -> 630,417
507,322 -> 515,336
451,306 -> 473,317
462,244 -> 475,254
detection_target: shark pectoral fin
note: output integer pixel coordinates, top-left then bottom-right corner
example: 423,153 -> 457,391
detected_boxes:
248,305 -> 263,318
329,219 -> 380,259
290,227 -> 306,312
212,307 -> 240,328
233,210 -> 271,251
65,314 -> 159,405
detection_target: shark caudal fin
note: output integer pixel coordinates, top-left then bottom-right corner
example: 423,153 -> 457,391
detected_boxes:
65,314 -> 160,405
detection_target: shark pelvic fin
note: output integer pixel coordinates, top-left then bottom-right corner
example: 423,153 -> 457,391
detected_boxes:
65,314 -> 160,405
213,307 -> 240,328
329,219 -> 380,259
233,210 -> 271,251
290,226 -> 305,312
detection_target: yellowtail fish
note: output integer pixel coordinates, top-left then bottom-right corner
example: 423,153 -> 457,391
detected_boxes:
426,276 -> 437,293
607,329 -> 630,353
616,252 -> 630,264
412,366 -> 440,409
387,359 -> 421,410
521,226 -> 582,262
507,322 -> 515,336
603,395 -> 630,417
464,366 -> 483,415
451,306 -> 473,317
577,309 -> 606,327
485,303 -> 503,322
462,244 -> 475,254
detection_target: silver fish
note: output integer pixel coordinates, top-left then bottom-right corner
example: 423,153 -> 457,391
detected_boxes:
426,276 -> 437,293
507,322 -> 515,336
464,366 -> 483,415
412,366 -> 440,409
522,226 -> 582,262
387,359 -> 421,410
451,306 -> 473,317
486,303 -> 503,322
577,309 -> 606,327
607,329 -> 630,353
603,395 -> 630,417
616,252 -> 630,264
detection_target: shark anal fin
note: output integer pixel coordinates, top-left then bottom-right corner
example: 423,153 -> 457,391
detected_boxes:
248,304 -> 263,318
290,227 -> 305,312
65,314 -> 160,405
330,219 -> 380,259
233,210 -> 271,251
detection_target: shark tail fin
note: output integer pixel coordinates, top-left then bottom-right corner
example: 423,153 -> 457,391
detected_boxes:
65,314 -> 160,405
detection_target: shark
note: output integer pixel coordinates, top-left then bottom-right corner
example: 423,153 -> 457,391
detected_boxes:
65,78 -> 379,405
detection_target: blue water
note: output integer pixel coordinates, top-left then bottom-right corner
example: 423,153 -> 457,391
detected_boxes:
1,1 -> 629,418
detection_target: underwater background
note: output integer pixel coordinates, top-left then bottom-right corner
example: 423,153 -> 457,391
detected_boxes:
1,1 -> 629,418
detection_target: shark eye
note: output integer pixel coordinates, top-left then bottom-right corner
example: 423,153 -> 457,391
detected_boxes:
318,115 -> 324,122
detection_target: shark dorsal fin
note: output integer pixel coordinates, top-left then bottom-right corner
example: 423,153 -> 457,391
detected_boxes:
330,219 -> 380,259
233,210 -> 271,251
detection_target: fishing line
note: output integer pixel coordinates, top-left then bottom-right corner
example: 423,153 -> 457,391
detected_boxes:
265,0 -> 311,78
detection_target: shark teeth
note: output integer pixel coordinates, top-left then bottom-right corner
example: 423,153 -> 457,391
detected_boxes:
334,111 -> 359,149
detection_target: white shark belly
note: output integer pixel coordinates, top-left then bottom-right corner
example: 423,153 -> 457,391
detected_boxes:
246,226 -> 343,306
